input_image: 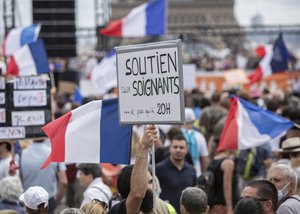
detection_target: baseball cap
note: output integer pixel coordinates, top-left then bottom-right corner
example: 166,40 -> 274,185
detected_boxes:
281,137 -> 300,153
19,186 -> 49,210
185,108 -> 196,124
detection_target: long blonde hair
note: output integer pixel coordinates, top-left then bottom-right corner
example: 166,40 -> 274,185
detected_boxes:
81,199 -> 108,214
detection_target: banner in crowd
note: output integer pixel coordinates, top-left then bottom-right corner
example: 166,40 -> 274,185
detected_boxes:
0,75 -> 51,140
116,40 -> 185,124
196,71 -> 300,93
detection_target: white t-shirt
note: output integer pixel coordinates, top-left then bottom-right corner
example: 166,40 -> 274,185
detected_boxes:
185,129 -> 209,177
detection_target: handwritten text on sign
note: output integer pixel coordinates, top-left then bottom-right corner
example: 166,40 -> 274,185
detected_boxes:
13,90 -> 47,107
0,127 -> 26,139
116,40 -> 184,124
12,111 -> 45,126
14,76 -> 47,89
0,108 -> 5,123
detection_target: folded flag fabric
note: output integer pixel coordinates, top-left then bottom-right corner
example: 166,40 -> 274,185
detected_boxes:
6,40 -> 49,76
248,33 -> 290,84
100,0 -> 167,37
2,24 -> 41,56
217,97 -> 294,153
91,50 -> 117,96
41,98 -> 132,169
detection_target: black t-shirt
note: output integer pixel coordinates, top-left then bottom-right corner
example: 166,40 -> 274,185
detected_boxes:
108,199 -> 126,214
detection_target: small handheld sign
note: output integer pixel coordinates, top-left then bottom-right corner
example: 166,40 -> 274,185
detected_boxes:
116,40 -> 185,124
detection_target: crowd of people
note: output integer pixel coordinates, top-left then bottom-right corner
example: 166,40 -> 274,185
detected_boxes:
1,86 -> 300,214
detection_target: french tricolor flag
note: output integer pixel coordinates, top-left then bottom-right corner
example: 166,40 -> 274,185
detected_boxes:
6,40 -> 50,76
100,0 -> 167,37
217,97 -> 294,153
2,24 -> 41,56
41,98 -> 132,169
248,33 -> 290,84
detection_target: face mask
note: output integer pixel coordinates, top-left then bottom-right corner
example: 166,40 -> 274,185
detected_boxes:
278,182 -> 291,201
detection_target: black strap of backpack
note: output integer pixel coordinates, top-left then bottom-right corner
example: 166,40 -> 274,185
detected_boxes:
286,196 -> 300,203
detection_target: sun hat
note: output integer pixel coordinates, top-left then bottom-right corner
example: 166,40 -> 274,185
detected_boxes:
19,186 -> 49,210
281,137 -> 300,153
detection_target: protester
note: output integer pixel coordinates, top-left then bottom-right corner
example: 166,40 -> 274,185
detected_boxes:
234,197 -> 264,214
180,187 -> 209,214
281,137 -> 300,193
0,176 -> 25,214
19,186 -> 49,214
181,108 -> 209,176
156,134 -> 197,213
78,163 -> 112,208
19,138 -> 68,214
81,199 -> 109,214
241,180 -> 278,214
268,163 -> 300,213
207,149 -> 239,214
109,125 -> 176,214
199,92 -> 228,141
0,141 -> 19,181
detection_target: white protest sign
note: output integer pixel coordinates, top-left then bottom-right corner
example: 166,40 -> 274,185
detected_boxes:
13,90 -> 47,107
0,108 -> 5,123
0,93 -> 5,104
12,111 -> 45,126
0,127 -> 26,139
116,40 -> 184,124
183,64 -> 196,90
14,76 -> 47,89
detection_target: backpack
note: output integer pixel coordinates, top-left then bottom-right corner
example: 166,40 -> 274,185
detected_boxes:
236,148 -> 260,180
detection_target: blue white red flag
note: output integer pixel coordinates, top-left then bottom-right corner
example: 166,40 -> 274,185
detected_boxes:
100,0 -> 167,37
217,97 -> 294,153
6,40 -> 49,76
248,33 -> 290,84
41,98 -> 132,169
2,24 -> 41,56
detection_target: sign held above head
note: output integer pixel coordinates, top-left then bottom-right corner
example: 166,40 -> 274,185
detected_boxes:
116,40 -> 185,124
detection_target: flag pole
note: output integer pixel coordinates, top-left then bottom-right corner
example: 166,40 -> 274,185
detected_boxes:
152,141 -> 156,209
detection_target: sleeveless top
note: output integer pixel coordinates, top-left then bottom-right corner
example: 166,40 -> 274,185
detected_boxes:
208,158 -> 239,207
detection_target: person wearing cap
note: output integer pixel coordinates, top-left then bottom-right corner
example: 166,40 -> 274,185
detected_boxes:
268,163 -> 300,214
19,138 -> 68,214
0,141 -> 19,181
181,108 -> 209,177
19,186 -> 49,214
281,137 -> 300,194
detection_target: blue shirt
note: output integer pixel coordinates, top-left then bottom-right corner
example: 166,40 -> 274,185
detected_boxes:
156,158 -> 196,213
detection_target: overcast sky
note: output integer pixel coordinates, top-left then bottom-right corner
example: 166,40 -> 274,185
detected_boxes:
234,0 -> 300,25
14,0 -> 300,27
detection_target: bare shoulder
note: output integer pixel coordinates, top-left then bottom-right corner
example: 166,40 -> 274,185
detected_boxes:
221,158 -> 234,171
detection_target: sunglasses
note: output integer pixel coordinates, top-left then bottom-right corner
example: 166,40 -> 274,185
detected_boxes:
91,199 -> 108,210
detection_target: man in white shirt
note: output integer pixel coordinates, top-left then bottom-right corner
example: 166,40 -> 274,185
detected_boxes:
182,108 -> 209,176
78,163 -> 112,208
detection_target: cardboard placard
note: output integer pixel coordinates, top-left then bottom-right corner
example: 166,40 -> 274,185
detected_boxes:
116,40 -> 184,124
0,75 -> 52,140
